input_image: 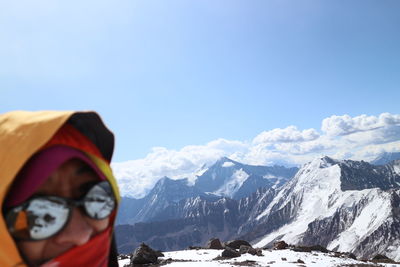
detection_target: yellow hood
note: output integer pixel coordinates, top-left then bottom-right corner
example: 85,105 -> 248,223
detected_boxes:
0,110 -> 116,267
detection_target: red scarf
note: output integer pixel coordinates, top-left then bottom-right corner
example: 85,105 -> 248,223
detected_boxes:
41,227 -> 112,267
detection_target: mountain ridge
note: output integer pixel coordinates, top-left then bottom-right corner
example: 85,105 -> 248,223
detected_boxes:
245,157 -> 400,260
115,155 -> 400,261
117,157 -> 298,224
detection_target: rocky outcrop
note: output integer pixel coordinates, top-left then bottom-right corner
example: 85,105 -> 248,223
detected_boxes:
221,247 -> 241,258
273,240 -> 288,250
130,243 -> 164,265
206,238 -> 224,249
239,245 -> 262,256
224,240 -> 252,249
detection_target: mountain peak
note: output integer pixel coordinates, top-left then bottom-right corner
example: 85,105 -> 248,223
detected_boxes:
321,156 -> 339,166
217,156 -> 236,164
155,176 -> 173,186
306,156 -> 339,170
152,177 -> 190,193
209,157 -> 241,169
194,157 -> 298,199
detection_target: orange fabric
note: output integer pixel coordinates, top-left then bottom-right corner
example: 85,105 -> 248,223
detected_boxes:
14,211 -> 28,231
0,111 -> 73,267
41,124 -> 105,161
41,227 -> 112,267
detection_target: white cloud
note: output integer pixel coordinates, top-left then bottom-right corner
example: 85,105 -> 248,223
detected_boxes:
253,126 -> 319,144
340,125 -> 400,145
112,140 -> 248,198
321,113 -> 400,136
113,113 -> 400,197
345,140 -> 400,162
274,140 -> 331,155
241,144 -> 294,166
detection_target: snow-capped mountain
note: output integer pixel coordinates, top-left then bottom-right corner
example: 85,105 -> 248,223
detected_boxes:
371,151 -> 400,165
117,177 -> 217,224
194,157 -> 298,200
115,188 -> 279,253
116,157 -> 298,225
115,155 -> 400,261
242,156 -> 400,261
340,158 -> 400,190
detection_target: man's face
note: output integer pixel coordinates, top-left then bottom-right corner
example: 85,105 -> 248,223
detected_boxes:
16,159 -> 110,265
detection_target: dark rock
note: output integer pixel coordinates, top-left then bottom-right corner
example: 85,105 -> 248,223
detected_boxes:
188,246 -> 203,250
206,238 -> 224,249
273,240 -> 288,250
311,245 -> 328,253
292,245 -> 328,253
292,246 -> 311,253
118,254 -> 130,260
372,254 -> 390,260
307,245 -> 328,253
158,258 -> 173,265
371,254 -> 395,263
221,247 -> 241,258
332,252 -> 344,258
297,259 -> 305,263
230,260 -> 259,266
130,243 -> 162,264
239,245 -> 249,254
346,253 -> 357,260
331,251 -> 358,260
281,257 -> 287,261
248,248 -> 257,256
155,250 -> 164,257
225,240 -> 252,249
239,245 -> 252,254
238,245 -> 262,256
256,248 -> 263,256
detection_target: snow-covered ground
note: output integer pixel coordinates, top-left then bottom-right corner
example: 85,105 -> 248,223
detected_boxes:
119,249 -> 400,267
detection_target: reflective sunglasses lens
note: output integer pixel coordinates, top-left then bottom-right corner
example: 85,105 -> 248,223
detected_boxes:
28,198 -> 69,239
84,182 -> 115,219
6,198 -> 69,240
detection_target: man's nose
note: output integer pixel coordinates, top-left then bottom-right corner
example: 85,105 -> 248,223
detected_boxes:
53,208 -> 93,246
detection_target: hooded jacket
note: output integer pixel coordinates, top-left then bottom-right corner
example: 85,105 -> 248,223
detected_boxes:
0,111 -> 120,267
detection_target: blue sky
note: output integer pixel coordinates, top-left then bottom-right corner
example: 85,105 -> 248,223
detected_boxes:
1,0 -> 400,173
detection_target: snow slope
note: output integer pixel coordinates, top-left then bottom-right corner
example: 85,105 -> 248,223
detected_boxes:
251,157 -> 400,261
119,249 -> 400,267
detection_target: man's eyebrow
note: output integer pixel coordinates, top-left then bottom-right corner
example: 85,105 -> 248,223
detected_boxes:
79,181 -> 99,194
75,164 -> 96,175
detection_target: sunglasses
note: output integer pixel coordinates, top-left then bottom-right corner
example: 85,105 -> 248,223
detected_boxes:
5,181 -> 116,241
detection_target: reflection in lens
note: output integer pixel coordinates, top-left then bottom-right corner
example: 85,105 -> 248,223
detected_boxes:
6,206 -> 30,239
27,198 -> 69,239
84,184 -> 115,219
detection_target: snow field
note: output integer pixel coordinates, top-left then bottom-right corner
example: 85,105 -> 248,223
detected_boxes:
119,249 -> 400,267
